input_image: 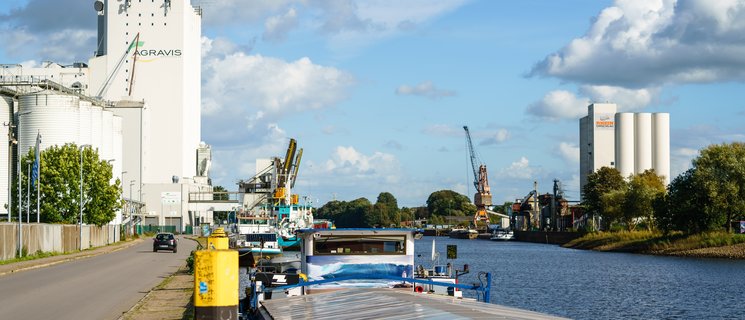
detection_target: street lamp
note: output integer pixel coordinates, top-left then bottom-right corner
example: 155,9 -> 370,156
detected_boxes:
79,144 -> 91,251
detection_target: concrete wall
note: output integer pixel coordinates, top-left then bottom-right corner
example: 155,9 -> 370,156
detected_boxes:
0,223 -> 120,261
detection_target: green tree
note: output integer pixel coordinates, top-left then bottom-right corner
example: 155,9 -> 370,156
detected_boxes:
213,185 -> 229,201
17,144 -> 121,226
600,189 -> 626,229
426,190 -> 476,218
692,142 -> 745,233
655,169 -> 711,234
621,170 -> 665,230
582,167 -> 626,228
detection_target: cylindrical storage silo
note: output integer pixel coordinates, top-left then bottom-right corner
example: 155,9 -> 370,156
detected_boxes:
78,101 -> 92,146
0,96 -> 12,215
615,113 -> 635,179
112,115 -> 123,184
19,93 -> 80,156
634,113 -> 652,174
90,105 -> 102,152
652,113 -> 670,184
101,110 -> 113,161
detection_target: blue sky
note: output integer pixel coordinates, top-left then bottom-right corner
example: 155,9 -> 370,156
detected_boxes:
1,0 -> 744,208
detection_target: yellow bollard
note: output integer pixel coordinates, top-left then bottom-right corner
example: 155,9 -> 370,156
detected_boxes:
207,227 -> 229,250
194,249 -> 238,320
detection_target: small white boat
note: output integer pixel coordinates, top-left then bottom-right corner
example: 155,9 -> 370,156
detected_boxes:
490,229 -> 514,241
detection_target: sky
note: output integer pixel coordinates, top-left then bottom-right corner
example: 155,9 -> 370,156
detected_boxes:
1,0 -> 744,208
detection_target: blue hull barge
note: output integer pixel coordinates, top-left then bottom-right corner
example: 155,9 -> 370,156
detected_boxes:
244,228 -> 564,319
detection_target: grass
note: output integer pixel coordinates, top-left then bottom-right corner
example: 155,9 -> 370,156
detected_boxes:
564,230 -> 745,256
0,250 -> 64,265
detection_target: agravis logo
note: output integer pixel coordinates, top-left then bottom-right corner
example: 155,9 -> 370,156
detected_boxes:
130,39 -> 182,62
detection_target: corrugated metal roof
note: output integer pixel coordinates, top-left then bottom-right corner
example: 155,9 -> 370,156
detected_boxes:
260,289 -> 567,320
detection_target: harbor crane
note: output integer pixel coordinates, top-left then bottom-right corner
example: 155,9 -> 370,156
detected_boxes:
463,126 -> 492,227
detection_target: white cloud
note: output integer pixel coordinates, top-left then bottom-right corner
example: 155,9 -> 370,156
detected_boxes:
555,142 -> 580,164
479,128 -> 511,145
396,81 -> 456,99
323,146 -> 399,179
498,157 -> 541,180
531,0 -> 745,87
527,85 -> 660,120
201,37 -> 355,145
263,7 -> 299,43
195,0 -> 293,27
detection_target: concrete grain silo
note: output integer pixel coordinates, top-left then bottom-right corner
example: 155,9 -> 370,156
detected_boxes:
0,96 -> 12,216
652,113 -> 670,184
90,105 -> 102,152
78,101 -> 92,146
19,92 -> 80,155
614,113 -> 635,179
101,110 -> 113,161
634,113 -> 652,174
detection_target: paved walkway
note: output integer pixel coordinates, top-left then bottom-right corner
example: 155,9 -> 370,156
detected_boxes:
120,264 -> 194,320
1,237 -> 196,319
0,238 -> 144,277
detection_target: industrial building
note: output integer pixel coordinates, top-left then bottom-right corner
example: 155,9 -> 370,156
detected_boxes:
0,0 -> 217,231
579,103 -> 670,199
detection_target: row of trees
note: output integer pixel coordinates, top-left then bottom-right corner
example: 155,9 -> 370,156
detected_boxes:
315,192 -> 414,228
11,143 -> 121,226
315,189 -> 490,228
583,142 -> 745,234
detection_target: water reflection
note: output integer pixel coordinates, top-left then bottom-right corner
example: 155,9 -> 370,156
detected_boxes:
415,237 -> 745,319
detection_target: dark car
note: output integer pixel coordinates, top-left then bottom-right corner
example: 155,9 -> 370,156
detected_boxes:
153,233 -> 178,253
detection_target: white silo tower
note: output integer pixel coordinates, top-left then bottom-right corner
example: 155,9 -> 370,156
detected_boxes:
112,115 -> 123,183
634,113 -> 652,174
19,92 -> 80,155
653,113 -> 670,184
0,96 -> 12,217
101,110 -> 113,161
615,113 -> 635,179
90,105 -> 102,152
78,101 -> 92,146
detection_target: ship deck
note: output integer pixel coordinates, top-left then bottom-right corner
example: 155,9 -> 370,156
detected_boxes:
258,288 -> 566,319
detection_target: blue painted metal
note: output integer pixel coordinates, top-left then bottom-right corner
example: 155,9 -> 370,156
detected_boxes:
260,273 -> 492,303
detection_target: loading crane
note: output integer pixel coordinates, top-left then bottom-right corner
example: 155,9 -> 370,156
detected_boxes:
463,126 -> 492,227
273,139 -> 303,205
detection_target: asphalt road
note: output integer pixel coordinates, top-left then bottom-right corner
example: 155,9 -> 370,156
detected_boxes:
0,235 -> 197,320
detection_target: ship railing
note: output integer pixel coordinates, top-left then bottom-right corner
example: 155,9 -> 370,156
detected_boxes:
252,273 -> 492,309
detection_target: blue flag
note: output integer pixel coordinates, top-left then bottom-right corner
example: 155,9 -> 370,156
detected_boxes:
31,132 -> 41,190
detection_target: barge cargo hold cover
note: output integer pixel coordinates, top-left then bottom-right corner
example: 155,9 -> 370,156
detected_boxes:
258,288 -> 566,320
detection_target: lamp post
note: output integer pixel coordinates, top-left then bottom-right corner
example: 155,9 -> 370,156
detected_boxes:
26,160 -> 31,223
79,144 -> 91,251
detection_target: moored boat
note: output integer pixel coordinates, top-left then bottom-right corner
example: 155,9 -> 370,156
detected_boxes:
449,228 -> 478,239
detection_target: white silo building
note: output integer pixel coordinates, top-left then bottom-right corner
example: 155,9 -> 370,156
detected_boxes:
579,103 -> 670,199
19,92 -> 81,155
0,96 -> 12,220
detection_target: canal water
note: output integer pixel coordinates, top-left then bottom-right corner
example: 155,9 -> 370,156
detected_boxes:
414,236 -> 745,319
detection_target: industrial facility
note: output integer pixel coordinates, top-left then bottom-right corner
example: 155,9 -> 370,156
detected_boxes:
579,103 -> 670,199
0,0 -> 215,231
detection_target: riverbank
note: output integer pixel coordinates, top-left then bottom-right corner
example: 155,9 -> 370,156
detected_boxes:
563,230 -> 745,259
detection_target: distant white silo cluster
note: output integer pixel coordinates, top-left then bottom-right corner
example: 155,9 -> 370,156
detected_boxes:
613,113 -> 670,183
580,103 -> 670,199
17,92 -> 123,185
